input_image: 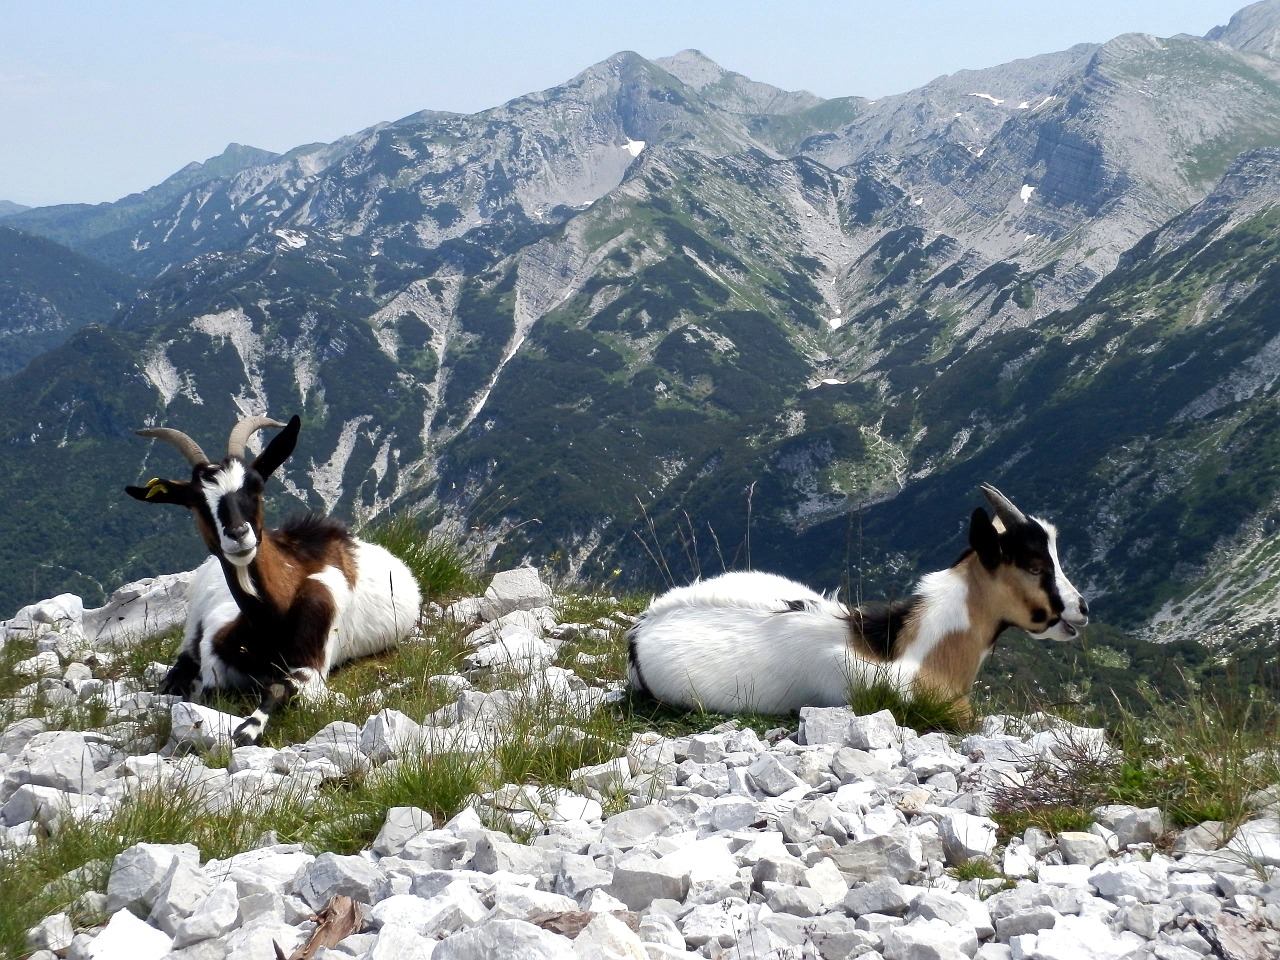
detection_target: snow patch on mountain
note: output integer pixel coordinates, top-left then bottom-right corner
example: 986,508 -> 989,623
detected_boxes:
273,229 -> 307,249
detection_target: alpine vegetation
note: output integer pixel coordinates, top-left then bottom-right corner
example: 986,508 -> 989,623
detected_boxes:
627,484 -> 1088,714
125,415 -> 422,745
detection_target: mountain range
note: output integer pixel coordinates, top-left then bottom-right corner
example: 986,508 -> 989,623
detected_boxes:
4,1 -> 1280,673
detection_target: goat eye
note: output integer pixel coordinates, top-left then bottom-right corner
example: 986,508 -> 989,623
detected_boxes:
1027,560 -> 1044,575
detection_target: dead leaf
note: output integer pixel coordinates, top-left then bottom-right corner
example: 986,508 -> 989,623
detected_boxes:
273,895 -> 364,960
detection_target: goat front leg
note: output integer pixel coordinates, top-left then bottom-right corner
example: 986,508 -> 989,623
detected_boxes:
232,677 -> 296,746
158,625 -> 203,698
232,586 -> 335,746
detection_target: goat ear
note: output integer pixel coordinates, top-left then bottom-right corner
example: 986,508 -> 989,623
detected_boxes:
126,478 -> 195,507
969,507 -> 1002,571
251,415 -> 301,480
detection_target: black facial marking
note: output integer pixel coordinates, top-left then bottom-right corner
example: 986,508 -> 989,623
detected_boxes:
1001,519 -> 1066,615
1031,607 -> 1048,624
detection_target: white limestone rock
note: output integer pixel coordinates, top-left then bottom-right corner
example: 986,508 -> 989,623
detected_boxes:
883,916 -> 976,960
106,842 -> 200,917
295,852 -> 388,909
360,708 -> 425,763
172,879 -> 241,949
170,702 -> 246,751
572,911 -> 649,959
372,805 -> 435,857
365,922 -> 436,959
26,912 -> 75,953
1057,831 -> 1110,867
433,918 -> 576,959
147,856 -> 215,936
83,908 -> 173,960
478,567 -> 553,621
846,709 -> 902,750
82,571 -> 192,648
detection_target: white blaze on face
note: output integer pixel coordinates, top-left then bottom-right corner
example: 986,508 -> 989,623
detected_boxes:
1022,517 -> 1087,641
1038,519 -> 1086,625
201,460 -> 257,562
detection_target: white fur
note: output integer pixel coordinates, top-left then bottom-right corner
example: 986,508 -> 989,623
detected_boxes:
628,572 -> 862,714
309,540 -> 422,671
202,461 -> 256,558
181,557 -> 241,692
893,567 -> 970,674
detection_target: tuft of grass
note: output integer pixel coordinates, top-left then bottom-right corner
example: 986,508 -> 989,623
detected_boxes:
1101,687 -> 1280,831
308,746 -> 491,855
947,856 -> 1002,882
616,692 -> 786,743
360,512 -> 482,606
847,672 -> 976,735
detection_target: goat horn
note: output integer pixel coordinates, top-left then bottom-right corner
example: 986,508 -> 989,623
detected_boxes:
136,427 -> 209,466
981,483 -> 1028,527
227,416 -> 286,459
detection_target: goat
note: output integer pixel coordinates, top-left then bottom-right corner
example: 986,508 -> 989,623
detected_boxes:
626,484 -> 1088,715
126,415 -> 422,745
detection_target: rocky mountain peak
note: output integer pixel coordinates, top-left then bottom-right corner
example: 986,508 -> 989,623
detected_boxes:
654,48 -> 823,116
1206,0 -> 1280,59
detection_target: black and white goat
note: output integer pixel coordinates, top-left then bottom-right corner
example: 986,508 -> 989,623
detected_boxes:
627,484 -> 1088,715
126,415 -> 421,745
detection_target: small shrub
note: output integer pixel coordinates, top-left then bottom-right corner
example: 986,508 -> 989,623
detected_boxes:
990,686 -> 1280,843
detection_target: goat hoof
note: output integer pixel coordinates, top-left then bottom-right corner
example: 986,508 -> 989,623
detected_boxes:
232,719 -> 263,747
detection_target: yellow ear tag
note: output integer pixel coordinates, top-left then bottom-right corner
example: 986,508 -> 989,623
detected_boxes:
145,479 -> 169,499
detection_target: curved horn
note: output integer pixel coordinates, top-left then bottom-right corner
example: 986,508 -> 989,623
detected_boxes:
136,427 -> 209,467
981,483 -> 1028,528
227,416 -> 285,460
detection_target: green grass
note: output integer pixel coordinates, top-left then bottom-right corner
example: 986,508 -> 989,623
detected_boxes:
360,511 -> 483,606
847,672 -> 976,735
307,748 -> 491,855
991,687 -> 1280,843
0,776 -> 319,955
947,856 -> 1003,882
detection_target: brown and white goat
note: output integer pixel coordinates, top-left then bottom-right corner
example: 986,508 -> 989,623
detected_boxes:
626,484 -> 1088,715
126,415 -> 421,745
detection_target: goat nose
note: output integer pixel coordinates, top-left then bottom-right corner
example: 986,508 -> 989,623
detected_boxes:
1079,599 -> 1089,618
229,522 -> 251,540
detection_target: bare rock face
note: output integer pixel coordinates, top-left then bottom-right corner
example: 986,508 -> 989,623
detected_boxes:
1206,0 -> 1280,59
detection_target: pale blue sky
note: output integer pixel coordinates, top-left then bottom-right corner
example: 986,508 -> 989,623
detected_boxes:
0,1 -> 1251,207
